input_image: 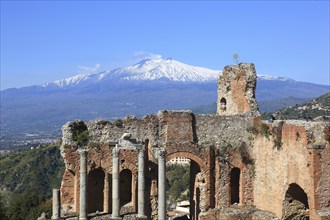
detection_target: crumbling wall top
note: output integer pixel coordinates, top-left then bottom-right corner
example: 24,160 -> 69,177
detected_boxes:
217,63 -> 259,116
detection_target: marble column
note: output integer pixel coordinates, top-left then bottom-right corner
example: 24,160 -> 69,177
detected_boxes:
79,149 -> 88,220
137,147 -> 146,217
112,146 -> 121,219
52,189 -> 61,220
158,149 -> 166,220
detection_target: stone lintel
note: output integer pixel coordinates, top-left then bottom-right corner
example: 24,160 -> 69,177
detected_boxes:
307,144 -> 325,149
109,141 -> 117,146
136,215 -> 148,220
115,143 -> 143,151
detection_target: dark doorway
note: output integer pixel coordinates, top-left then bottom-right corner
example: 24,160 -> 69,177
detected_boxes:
88,169 -> 105,213
120,169 -> 132,206
230,167 -> 240,204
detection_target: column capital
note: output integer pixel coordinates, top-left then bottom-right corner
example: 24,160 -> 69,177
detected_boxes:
137,145 -> 144,155
113,145 -> 120,157
158,149 -> 166,159
78,148 -> 87,157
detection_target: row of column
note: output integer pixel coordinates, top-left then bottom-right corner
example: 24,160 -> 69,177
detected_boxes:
111,145 -> 148,219
52,147 -> 166,220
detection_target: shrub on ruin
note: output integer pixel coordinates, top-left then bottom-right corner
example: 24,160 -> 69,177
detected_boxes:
114,119 -> 124,127
260,122 -> 271,139
73,130 -> 89,146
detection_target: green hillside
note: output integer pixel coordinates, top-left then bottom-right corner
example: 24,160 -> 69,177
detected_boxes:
0,144 -> 65,220
263,92 -> 330,120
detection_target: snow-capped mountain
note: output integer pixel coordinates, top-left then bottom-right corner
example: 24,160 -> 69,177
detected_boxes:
41,58 -> 221,88
110,58 -> 220,82
40,58 -> 297,89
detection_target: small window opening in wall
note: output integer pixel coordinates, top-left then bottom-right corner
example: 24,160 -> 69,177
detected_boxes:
220,98 -> 227,112
230,167 -> 240,204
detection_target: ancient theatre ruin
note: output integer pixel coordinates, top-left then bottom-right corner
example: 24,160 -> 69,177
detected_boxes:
54,63 -> 330,220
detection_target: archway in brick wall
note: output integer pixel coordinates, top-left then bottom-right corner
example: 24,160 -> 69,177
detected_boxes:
282,183 -> 309,220
230,167 -> 240,205
120,169 -> 133,207
167,152 -> 207,220
87,168 -> 105,213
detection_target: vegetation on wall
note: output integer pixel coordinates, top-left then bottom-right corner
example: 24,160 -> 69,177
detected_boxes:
272,121 -> 284,149
71,121 -> 89,146
259,122 -> 271,139
73,129 -> 89,146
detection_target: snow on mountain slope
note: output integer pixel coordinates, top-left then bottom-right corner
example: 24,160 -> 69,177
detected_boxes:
41,58 -> 221,88
111,58 -> 220,82
257,74 -> 293,82
41,71 -> 112,88
39,57 -> 295,89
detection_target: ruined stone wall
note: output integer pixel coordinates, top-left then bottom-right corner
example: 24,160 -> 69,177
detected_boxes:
252,120 -> 329,219
60,111 -> 259,218
195,114 -> 252,146
216,63 -> 258,116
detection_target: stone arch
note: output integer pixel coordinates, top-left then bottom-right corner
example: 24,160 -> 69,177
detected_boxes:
167,152 -> 208,173
120,169 -> 133,207
282,183 -> 309,220
166,152 -> 207,220
230,167 -> 240,204
220,97 -> 227,112
87,168 -> 105,213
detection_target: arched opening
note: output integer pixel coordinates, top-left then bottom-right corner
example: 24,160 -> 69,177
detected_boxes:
220,98 -> 227,112
230,167 -> 240,204
166,155 -> 203,220
88,169 -> 105,213
120,169 -> 132,207
282,183 -> 309,220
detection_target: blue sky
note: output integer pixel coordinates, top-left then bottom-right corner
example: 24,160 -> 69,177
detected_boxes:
1,1 -> 329,90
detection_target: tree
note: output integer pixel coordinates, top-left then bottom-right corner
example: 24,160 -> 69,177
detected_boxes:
0,193 -> 9,220
233,53 -> 239,64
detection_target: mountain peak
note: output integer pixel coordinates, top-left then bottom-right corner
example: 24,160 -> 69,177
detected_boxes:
114,58 -> 220,82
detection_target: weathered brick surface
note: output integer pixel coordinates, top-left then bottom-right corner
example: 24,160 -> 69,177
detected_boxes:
217,63 -> 258,116
253,120 -> 330,219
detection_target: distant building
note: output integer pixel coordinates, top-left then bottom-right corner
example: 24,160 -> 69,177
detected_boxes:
167,157 -> 190,165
